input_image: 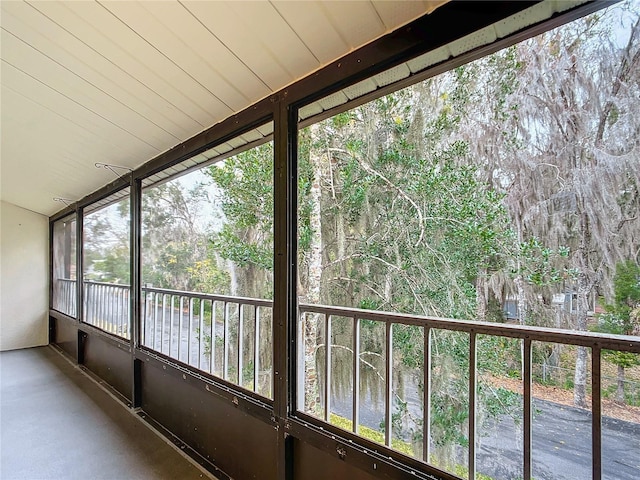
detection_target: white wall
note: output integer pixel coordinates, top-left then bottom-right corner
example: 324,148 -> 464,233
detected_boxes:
1,201 -> 49,350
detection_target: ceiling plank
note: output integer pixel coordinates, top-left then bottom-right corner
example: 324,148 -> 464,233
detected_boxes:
270,1 -> 348,65
319,1 -> 386,49
100,0 -> 244,113
27,0 -> 225,127
140,1 -> 272,106
182,0 -> 295,91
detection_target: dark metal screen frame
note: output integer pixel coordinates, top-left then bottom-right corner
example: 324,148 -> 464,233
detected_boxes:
47,2 -> 618,480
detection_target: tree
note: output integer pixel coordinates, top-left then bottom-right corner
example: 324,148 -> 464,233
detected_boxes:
478,5 -> 640,407
205,144 -> 274,299
593,261 -> 640,403
83,198 -> 130,284
142,179 -> 229,294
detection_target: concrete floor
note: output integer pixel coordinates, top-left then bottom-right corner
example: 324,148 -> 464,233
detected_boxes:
0,346 -> 214,480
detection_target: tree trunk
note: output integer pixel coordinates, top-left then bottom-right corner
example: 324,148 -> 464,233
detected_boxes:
301,125 -> 324,414
573,272 -> 590,408
514,274 -> 527,325
476,268 -> 488,322
616,364 -> 626,404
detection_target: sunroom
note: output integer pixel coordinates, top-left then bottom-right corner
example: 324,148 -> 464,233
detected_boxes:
1,1 -> 639,479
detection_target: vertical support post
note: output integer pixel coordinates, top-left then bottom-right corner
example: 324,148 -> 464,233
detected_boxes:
592,346 -> 602,480
469,332 -> 477,480
77,206 -> 84,328
273,94 -> 294,480
523,338 -> 532,480
130,177 -> 142,408
76,205 -> 84,365
385,322 -> 393,447
352,317 -> 360,434
49,219 -> 55,317
423,326 -> 431,463
48,218 -> 57,339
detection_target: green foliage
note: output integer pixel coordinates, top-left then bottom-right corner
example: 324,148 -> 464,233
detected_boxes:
513,237 -> 573,286
83,199 -> 130,284
591,262 -> 640,392
612,261 -> 640,315
207,144 -> 274,274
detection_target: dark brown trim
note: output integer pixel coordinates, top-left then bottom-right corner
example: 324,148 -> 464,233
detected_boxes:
297,0 -> 609,129
135,349 -> 274,424
77,323 -> 132,352
141,131 -> 274,190
273,94 -> 294,480
76,205 -> 84,325
130,176 -> 142,407
135,412 -> 233,480
286,416 -> 459,480
134,111 -> 275,182
284,1 -> 541,109
45,3 -> 615,480
49,309 -> 78,324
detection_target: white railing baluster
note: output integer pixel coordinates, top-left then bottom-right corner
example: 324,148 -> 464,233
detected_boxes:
385,322 -> 393,448
352,317 -> 360,434
324,314 -> 331,422
423,327 -> 431,463
254,306 -> 260,393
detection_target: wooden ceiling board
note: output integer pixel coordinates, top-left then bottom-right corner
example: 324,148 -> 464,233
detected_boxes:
154,1 -> 272,103
2,31 -> 178,151
0,90 -> 143,214
128,1 -> 255,111
0,61 -> 156,158
182,1 -> 292,90
1,2 -> 201,140
29,0 -> 218,127
224,1 -> 320,80
373,0 -> 432,30
98,1 -> 236,118
1,0 -> 455,216
320,1 -> 386,49
270,1 -> 348,65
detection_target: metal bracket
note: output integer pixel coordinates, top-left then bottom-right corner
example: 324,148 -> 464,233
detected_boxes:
95,162 -> 133,180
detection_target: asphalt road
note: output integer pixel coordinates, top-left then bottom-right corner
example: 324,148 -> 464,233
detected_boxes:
478,399 -> 640,480
333,391 -> 640,480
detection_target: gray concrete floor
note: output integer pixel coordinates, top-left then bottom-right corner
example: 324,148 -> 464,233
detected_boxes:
0,346 -> 214,480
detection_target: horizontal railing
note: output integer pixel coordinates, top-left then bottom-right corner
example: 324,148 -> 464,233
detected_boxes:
52,277 -> 77,317
83,281 -> 131,339
297,303 -> 640,480
142,286 -> 274,399
53,278 -> 640,479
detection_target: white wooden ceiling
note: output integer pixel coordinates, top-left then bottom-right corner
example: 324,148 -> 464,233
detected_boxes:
0,0 -> 445,217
